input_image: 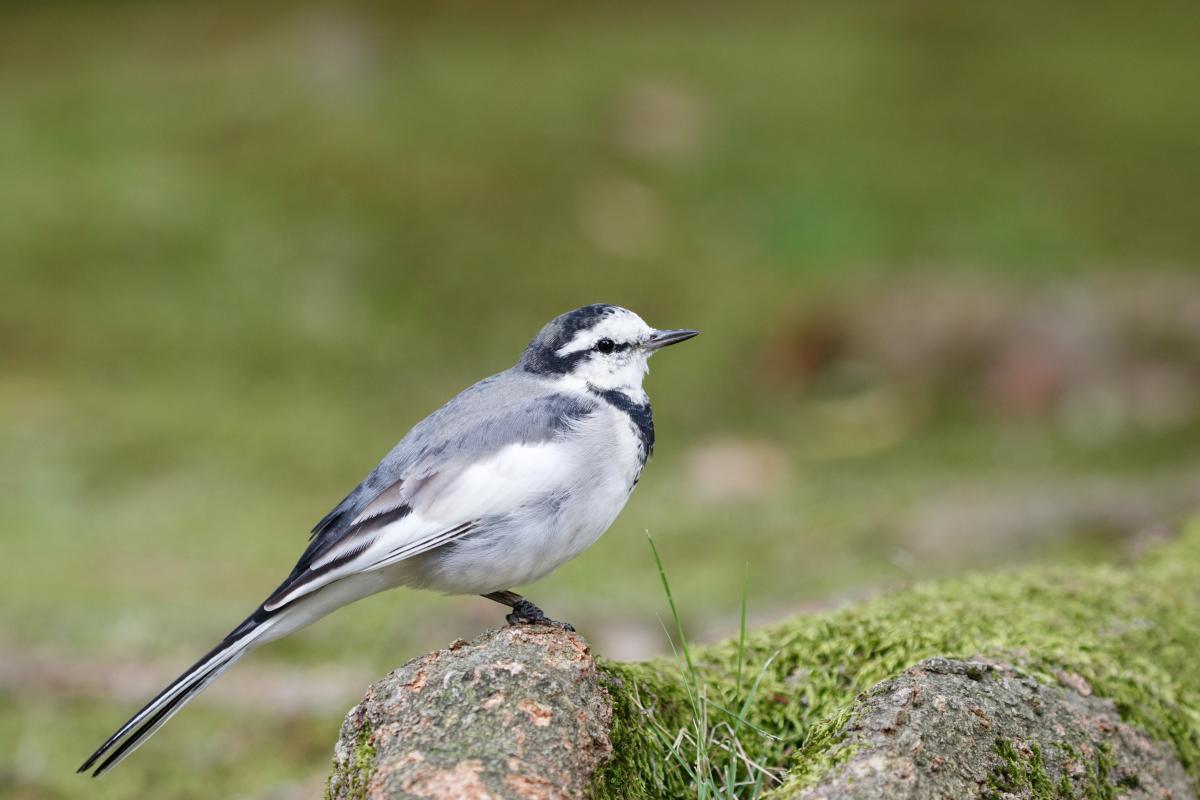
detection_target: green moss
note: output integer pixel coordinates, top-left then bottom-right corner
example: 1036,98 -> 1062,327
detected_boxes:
592,659 -> 696,798
591,521 -> 1200,799
985,738 -> 1135,800
774,704 -> 858,792
987,740 -> 1065,799
326,722 -> 376,800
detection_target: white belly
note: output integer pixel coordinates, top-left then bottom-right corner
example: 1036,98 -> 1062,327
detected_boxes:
401,403 -> 646,595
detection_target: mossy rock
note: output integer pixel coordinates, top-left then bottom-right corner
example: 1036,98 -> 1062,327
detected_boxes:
595,521 -> 1200,798
327,521 -> 1200,799
782,657 -> 1191,799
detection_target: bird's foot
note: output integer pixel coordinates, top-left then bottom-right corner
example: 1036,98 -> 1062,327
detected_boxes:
506,599 -> 575,632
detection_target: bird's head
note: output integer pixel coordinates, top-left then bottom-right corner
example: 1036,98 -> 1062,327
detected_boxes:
518,304 -> 698,399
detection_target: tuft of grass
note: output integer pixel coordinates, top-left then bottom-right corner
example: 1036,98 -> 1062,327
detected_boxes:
644,535 -> 783,799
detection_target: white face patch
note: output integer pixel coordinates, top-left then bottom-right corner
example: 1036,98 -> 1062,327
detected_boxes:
555,308 -> 653,357
554,307 -> 656,399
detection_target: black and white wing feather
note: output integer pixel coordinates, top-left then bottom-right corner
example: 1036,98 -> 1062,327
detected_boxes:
80,371 -> 597,776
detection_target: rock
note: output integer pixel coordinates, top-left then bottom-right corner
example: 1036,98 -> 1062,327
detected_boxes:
327,626 -> 613,800
788,658 -> 1194,800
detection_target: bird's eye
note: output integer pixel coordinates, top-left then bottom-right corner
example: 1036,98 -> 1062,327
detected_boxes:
596,338 -> 616,354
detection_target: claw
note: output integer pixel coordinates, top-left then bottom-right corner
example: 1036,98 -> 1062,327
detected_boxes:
506,599 -> 574,631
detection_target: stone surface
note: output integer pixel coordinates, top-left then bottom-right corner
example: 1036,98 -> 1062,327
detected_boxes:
327,626 -> 613,800
790,658 -> 1195,800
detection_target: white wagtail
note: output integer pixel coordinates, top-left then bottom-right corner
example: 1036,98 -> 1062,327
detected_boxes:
80,303 -> 697,776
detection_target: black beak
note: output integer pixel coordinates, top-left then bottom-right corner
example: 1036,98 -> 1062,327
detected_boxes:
643,328 -> 700,352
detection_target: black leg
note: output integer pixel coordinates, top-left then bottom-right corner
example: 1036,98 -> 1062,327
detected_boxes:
481,590 -> 575,632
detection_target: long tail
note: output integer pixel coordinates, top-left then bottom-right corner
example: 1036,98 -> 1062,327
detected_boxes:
78,608 -> 278,777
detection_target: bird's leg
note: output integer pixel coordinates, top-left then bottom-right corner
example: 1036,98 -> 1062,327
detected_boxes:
481,590 -> 575,632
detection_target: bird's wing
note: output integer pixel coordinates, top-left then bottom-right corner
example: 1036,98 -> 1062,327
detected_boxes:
264,373 -> 596,610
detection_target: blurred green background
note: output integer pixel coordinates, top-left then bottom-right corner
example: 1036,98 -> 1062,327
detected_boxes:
3,1 -> 1199,798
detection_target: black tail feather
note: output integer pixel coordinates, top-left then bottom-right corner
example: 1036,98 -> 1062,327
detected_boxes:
78,606 -> 273,777
88,658 -> 226,776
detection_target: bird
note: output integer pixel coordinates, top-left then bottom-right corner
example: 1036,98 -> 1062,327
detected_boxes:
79,303 -> 698,777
